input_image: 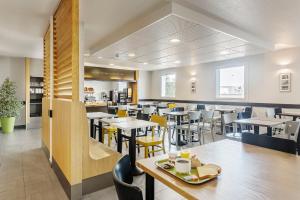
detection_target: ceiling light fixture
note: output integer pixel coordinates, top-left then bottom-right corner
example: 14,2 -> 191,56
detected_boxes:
170,38 -> 181,43
98,56 -> 103,59
128,53 -> 136,57
220,50 -> 230,55
174,60 -> 181,64
109,63 -> 114,66
143,62 -> 148,65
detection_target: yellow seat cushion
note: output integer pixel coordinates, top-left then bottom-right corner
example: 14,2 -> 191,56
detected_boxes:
103,126 -> 117,132
136,136 -> 162,146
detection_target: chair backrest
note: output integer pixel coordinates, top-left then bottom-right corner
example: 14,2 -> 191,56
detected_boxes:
285,121 -> 300,142
187,104 -> 197,111
196,104 -> 205,110
108,107 -> 117,114
266,108 -> 275,118
113,155 -> 143,200
117,110 -> 128,117
188,111 -> 201,121
239,106 -> 252,119
143,106 -> 156,115
201,110 -> 214,123
172,107 -> 184,112
158,108 -> 171,116
241,132 -> 297,154
167,103 -> 176,109
136,112 -> 149,121
150,115 -> 167,128
222,113 -> 238,125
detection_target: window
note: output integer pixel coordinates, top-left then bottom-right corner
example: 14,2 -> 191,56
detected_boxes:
161,74 -> 176,98
216,66 -> 245,99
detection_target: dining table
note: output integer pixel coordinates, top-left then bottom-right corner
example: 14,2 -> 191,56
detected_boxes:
112,119 -> 158,176
137,139 -> 300,200
278,112 -> 300,121
86,112 -> 115,140
234,117 -> 291,136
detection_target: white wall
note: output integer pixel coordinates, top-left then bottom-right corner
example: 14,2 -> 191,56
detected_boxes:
0,56 -> 26,125
138,70 -> 152,99
30,59 -> 43,77
149,47 -> 300,104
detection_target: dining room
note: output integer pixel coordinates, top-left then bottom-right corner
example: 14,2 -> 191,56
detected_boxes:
1,0 -> 300,200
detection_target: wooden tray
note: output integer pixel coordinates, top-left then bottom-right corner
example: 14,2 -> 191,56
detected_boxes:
155,159 -> 221,185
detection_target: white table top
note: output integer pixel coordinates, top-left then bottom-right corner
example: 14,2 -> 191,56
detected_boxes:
214,108 -> 236,113
100,117 -> 136,124
129,107 -> 142,111
165,111 -> 189,116
279,112 -> 300,117
111,120 -> 158,130
234,117 -> 291,127
87,112 -> 115,119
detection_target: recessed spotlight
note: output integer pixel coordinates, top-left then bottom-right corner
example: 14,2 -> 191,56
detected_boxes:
143,62 -> 148,65
128,53 -> 136,57
84,53 -> 90,57
220,50 -> 230,55
97,56 -> 103,59
174,60 -> 181,64
170,38 -> 181,43
109,63 -> 114,66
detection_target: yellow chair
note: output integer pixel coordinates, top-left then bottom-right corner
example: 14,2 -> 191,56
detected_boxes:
167,103 -> 176,109
136,115 -> 167,158
102,110 -> 128,147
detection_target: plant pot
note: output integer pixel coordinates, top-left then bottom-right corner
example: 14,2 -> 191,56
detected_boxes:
1,117 -> 15,133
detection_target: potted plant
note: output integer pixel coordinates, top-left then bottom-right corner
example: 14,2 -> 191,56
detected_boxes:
0,78 -> 23,133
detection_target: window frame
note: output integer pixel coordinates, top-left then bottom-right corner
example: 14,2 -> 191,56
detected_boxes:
216,65 -> 246,100
161,73 -> 176,98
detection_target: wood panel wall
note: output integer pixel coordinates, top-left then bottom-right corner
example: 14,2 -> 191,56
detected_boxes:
131,70 -> 139,104
53,0 -> 79,100
43,27 -> 51,98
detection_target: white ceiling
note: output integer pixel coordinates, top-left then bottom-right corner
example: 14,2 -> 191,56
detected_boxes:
85,14 -> 266,70
0,0 -> 59,59
183,0 -> 300,48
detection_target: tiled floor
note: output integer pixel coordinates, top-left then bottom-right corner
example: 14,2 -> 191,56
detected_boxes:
0,128 -> 225,200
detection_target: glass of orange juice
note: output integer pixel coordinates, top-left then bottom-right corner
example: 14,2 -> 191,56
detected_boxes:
180,150 -> 190,159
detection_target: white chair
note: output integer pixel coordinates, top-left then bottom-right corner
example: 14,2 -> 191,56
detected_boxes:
265,108 -> 284,135
200,110 -> 215,144
222,113 -> 240,138
143,106 -> 156,115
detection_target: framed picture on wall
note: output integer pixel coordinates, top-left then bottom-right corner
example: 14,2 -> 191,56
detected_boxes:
279,73 -> 291,92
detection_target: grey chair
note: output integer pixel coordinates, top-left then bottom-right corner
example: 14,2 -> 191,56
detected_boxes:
176,111 -> 202,148
200,110 -> 215,144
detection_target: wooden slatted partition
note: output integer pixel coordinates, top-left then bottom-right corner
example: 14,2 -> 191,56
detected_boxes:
42,26 -> 51,152
43,27 -> 51,98
53,0 -> 79,100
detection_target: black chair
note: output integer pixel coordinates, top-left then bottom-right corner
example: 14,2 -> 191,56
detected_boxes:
196,104 -> 205,110
241,132 -> 297,154
113,155 -> 143,200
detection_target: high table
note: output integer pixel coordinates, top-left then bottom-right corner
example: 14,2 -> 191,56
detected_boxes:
278,112 -> 300,121
112,120 -> 158,176
165,111 -> 190,146
86,112 -> 115,140
234,117 -> 291,136
137,139 -> 300,200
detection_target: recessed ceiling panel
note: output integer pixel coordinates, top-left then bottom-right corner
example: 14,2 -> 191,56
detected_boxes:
86,14 -> 267,70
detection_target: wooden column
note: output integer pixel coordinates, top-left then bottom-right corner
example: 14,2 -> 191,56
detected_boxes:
25,58 -> 30,129
132,70 -> 139,104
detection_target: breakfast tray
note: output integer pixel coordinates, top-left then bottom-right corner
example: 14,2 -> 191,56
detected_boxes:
155,159 -> 221,185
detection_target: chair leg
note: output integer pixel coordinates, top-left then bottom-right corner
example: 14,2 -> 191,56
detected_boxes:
211,127 -> 215,142
101,128 -> 105,143
145,146 -> 149,158
152,146 -> 155,156
108,132 -> 111,147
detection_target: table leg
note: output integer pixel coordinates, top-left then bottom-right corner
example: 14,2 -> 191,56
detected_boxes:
90,119 -> 94,138
254,126 -> 259,134
293,116 -> 297,121
117,128 -> 122,153
145,173 -> 154,200
98,121 -> 103,142
216,111 -> 224,135
129,129 -> 144,176
267,127 -> 272,136
175,116 -> 187,146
